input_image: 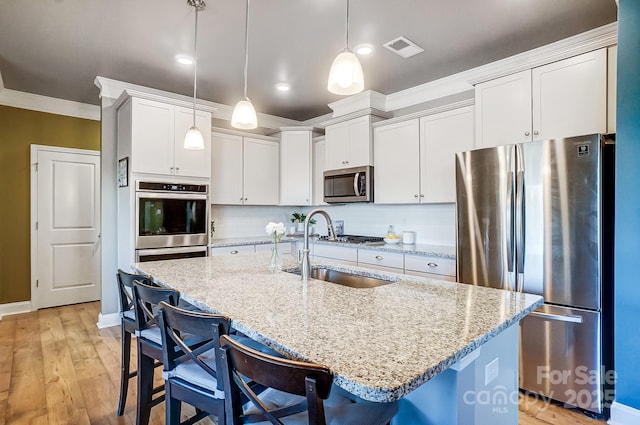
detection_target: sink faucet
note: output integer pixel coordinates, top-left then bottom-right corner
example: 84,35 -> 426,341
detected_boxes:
300,209 -> 336,281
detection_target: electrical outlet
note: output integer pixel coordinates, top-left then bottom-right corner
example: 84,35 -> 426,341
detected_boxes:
485,357 -> 499,386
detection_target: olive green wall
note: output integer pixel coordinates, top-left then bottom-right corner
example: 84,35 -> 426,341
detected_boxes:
0,105 -> 100,304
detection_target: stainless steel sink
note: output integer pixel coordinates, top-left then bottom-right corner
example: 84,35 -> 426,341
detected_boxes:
287,268 -> 396,288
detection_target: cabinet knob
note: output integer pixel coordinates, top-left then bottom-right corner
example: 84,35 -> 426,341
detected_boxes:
170,166 -> 174,170
175,167 -> 180,172
524,131 -> 530,137
414,194 -> 419,198
375,255 -> 383,260
345,160 -> 349,164
533,130 -> 539,136
427,262 -> 438,268
230,250 -> 239,255
420,194 -> 424,198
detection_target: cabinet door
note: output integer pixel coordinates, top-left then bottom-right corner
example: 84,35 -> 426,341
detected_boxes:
280,131 -> 311,205
130,98 -> 175,174
174,106 -> 212,178
313,139 -> 327,205
210,245 -> 255,256
475,70 -> 532,148
532,49 -> 607,141
420,106 -> 475,203
211,132 -> 243,204
325,122 -> 349,171
243,137 -> 279,205
373,119 -> 420,204
345,115 -> 372,167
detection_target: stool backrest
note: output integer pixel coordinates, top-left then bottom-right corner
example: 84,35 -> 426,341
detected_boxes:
219,334 -> 333,425
132,280 -> 179,332
157,301 -> 231,391
116,269 -> 153,315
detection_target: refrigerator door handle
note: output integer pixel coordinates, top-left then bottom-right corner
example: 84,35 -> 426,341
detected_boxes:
506,171 -> 515,274
515,169 -> 526,291
529,311 -> 584,324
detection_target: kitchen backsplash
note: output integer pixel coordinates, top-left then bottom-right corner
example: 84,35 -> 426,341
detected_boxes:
211,203 -> 456,246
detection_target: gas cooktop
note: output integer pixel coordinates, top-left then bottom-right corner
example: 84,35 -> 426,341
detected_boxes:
317,234 -> 384,244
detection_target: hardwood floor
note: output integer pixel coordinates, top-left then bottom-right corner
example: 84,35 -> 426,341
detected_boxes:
0,301 -> 606,425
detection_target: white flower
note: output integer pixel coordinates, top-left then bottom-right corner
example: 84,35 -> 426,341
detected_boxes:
265,221 -> 285,242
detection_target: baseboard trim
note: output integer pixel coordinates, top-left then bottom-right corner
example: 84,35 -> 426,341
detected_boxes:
609,401 -> 640,425
97,312 -> 121,329
0,301 -> 33,319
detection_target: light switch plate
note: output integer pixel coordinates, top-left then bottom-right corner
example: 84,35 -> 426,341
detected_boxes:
485,357 -> 499,386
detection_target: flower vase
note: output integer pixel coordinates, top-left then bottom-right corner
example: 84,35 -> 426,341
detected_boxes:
269,239 -> 282,273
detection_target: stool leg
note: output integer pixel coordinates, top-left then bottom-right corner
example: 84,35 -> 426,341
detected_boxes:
165,382 -> 182,425
136,348 -> 154,425
117,325 -> 132,416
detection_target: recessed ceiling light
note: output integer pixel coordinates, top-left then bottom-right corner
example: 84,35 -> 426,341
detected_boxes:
175,55 -> 193,65
355,44 -> 374,55
275,83 -> 290,92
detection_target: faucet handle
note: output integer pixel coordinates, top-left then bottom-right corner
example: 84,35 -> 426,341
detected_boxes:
327,223 -> 337,241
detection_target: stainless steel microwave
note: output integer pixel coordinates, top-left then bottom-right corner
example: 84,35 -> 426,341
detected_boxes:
324,165 -> 373,203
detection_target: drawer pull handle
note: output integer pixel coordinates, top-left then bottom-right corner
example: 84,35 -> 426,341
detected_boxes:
375,255 -> 383,260
427,262 -> 438,268
230,250 -> 239,254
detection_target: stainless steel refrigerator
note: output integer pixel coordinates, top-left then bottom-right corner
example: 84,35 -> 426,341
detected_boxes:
455,133 -> 614,416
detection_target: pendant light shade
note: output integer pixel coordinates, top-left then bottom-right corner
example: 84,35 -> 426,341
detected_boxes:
327,49 -> 364,95
231,99 -> 258,129
184,0 -> 206,150
231,0 -> 258,129
327,0 -> 364,95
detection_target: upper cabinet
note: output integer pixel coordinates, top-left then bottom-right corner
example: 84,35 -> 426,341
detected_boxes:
313,137 -> 327,206
279,130 -> 312,206
117,97 -> 212,178
210,132 -> 279,205
374,106 -> 474,204
475,49 -> 607,148
325,115 -> 372,170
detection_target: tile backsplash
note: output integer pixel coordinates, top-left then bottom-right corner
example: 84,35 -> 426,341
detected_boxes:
211,203 -> 456,246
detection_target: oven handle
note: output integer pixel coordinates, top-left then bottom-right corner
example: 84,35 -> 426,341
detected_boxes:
136,246 -> 208,256
135,191 -> 208,200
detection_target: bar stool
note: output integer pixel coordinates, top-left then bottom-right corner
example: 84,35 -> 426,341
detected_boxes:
219,334 -> 399,425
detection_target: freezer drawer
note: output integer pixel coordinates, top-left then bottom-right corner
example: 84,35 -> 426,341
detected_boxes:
520,304 -> 607,415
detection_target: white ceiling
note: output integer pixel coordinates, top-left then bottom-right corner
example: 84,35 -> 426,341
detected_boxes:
0,0 -> 617,121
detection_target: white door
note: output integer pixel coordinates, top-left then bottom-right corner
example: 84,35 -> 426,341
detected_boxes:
33,147 -> 101,309
280,131 -> 311,206
211,132 -> 243,204
243,137 -> 279,205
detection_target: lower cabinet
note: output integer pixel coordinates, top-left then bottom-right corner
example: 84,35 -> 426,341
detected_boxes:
357,249 -> 404,273
210,245 -> 255,256
312,244 -> 358,266
404,254 -> 457,282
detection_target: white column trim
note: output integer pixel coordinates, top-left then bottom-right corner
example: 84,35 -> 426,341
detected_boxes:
0,88 -> 100,120
609,401 -> 640,425
97,312 -> 121,329
0,301 -> 33,320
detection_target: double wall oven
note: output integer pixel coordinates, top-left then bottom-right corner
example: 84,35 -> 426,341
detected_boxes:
135,181 -> 209,262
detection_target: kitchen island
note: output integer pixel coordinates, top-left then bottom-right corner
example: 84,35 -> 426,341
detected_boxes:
134,252 -> 542,425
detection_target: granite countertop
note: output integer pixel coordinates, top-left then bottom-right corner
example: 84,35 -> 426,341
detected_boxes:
134,253 -> 542,402
211,236 -> 456,259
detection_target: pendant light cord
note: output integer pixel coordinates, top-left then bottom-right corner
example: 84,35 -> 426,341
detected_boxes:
192,4 -> 199,126
243,0 -> 250,100
345,0 -> 350,49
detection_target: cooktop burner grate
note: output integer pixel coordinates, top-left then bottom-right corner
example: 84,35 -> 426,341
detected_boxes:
317,234 -> 384,244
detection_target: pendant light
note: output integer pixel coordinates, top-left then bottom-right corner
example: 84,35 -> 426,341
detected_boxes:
231,0 -> 258,129
184,0 -> 206,150
327,0 -> 364,95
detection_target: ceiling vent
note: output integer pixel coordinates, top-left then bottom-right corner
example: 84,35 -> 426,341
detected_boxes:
383,36 -> 424,59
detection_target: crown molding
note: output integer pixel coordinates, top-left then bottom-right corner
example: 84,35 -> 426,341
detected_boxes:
0,88 -> 100,120
372,99 -> 475,128
385,22 -> 617,113
327,90 -> 387,117
95,76 -> 299,129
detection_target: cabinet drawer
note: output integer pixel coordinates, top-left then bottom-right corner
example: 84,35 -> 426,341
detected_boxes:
404,254 -> 456,277
404,270 -> 456,282
254,243 -> 275,253
357,249 -> 404,269
210,245 -> 255,256
313,244 -> 358,262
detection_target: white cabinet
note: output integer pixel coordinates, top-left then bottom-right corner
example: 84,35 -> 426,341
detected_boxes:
280,130 -> 312,205
312,244 -> 358,266
419,106 -> 474,203
475,49 -> 607,148
325,115 -> 372,170
374,106 -> 474,204
404,254 -> 456,282
313,138 -> 327,206
374,119 -> 421,204
211,132 -> 279,205
118,97 -> 211,178
357,249 -> 404,273
607,45 -> 617,134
